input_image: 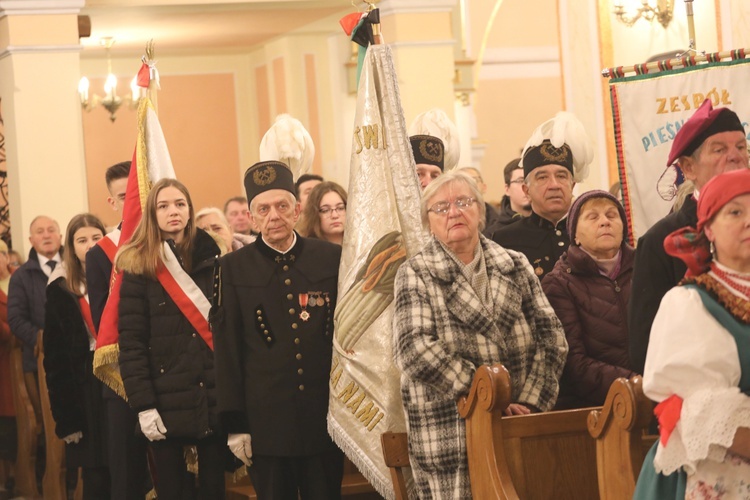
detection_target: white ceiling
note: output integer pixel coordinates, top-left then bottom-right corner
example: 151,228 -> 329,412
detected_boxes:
80,0 -> 357,57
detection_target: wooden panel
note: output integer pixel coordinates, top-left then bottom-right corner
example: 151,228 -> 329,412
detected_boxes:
9,337 -> 38,497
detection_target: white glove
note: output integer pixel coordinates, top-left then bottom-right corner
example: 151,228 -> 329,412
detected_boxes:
228,433 -> 253,466
62,432 -> 82,444
138,409 -> 167,441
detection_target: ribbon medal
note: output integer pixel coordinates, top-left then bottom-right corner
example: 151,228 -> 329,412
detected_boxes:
299,293 -> 310,322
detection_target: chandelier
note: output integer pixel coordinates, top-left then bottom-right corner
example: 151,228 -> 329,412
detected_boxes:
613,0 -> 674,29
78,37 -> 142,122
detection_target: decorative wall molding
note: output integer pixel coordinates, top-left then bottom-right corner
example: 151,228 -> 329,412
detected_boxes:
479,46 -> 561,80
0,0 -> 84,16
378,0 -> 457,16
0,44 -> 82,60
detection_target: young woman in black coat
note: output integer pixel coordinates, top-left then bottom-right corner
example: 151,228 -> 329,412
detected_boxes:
116,178 -> 225,500
43,213 -> 110,498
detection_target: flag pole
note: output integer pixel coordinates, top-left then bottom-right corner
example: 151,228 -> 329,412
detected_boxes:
144,40 -> 158,113
684,0 -> 696,53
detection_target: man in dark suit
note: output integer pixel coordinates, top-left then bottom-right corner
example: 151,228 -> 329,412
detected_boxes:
86,161 -> 152,500
215,160 -> 344,500
8,215 -> 62,375
628,100 -> 748,374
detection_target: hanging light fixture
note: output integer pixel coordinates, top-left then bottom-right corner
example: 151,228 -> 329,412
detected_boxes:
79,37 -> 141,122
613,0 -> 674,29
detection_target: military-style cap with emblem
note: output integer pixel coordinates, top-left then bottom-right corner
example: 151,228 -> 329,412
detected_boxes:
410,135 -> 445,171
244,160 -> 295,203
520,111 -> 593,184
409,108 -> 461,171
522,140 -> 574,177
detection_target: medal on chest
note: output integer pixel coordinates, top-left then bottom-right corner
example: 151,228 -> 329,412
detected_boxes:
299,293 -> 310,321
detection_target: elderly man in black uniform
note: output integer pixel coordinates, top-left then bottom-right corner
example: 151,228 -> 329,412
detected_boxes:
487,143 -> 576,279
214,160 -> 344,500
628,99 -> 748,374
487,112 -> 592,279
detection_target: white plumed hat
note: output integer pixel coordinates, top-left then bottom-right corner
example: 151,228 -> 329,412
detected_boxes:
259,114 -> 315,180
409,108 -> 461,171
520,111 -> 593,183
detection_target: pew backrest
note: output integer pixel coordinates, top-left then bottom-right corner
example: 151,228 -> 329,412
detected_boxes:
457,364 -> 599,500
587,375 -> 656,500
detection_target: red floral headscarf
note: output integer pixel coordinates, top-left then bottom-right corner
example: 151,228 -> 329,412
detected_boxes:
664,169 -> 750,276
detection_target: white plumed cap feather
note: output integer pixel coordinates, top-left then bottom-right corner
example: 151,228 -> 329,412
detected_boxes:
409,109 -> 461,171
259,114 -> 315,180
521,111 -> 593,183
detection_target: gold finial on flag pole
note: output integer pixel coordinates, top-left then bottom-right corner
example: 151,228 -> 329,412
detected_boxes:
143,39 -> 158,113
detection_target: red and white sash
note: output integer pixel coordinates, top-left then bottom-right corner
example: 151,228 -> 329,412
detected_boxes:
99,228 -> 121,265
156,242 -> 213,350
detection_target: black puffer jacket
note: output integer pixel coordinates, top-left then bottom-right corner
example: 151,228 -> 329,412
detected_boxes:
119,229 -> 220,439
541,244 -> 637,409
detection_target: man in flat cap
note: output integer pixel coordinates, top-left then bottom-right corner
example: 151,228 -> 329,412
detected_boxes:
411,134 -> 445,189
629,99 -> 748,374
214,160 -> 344,499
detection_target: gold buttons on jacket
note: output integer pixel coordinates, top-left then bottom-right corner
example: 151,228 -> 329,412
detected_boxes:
298,385 -> 305,391
291,323 -> 298,329
296,353 -> 302,360
298,368 -> 303,375
287,294 -> 293,300
283,265 -> 289,271
294,338 -> 300,345
288,308 -> 295,315
284,279 -> 291,286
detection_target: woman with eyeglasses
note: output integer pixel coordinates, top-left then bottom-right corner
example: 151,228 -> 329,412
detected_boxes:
297,181 -> 347,246
393,170 -> 568,499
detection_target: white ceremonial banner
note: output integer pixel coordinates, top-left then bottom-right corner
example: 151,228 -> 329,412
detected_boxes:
610,58 -> 750,242
328,44 -> 427,500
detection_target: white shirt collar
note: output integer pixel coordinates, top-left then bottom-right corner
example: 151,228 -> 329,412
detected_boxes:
261,232 -> 297,255
38,252 -> 62,277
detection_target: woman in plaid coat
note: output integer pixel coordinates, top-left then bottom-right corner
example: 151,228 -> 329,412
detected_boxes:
394,171 -> 568,499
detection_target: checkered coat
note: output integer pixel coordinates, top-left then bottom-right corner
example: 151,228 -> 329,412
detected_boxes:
393,235 -> 567,499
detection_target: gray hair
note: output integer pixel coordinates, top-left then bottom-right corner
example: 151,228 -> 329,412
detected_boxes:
195,207 -> 230,228
249,190 -> 297,214
420,171 -> 486,231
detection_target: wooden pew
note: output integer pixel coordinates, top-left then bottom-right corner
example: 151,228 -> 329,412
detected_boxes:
587,376 -> 657,500
36,330 -> 67,500
380,431 -> 410,500
457,364 -> 599,500
8,336 -> 39,497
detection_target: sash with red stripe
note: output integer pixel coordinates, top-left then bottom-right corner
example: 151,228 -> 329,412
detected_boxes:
98,230 -> 120,265
157,242 -> 213,350
79,296 -> 97,340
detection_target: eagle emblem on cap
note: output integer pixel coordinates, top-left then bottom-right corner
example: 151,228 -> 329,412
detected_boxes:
253,165 -> 277,186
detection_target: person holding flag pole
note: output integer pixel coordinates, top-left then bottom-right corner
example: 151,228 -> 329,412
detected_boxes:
116,178 -> 225,499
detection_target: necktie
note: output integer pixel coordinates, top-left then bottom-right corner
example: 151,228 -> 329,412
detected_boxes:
46,260 -> 57,272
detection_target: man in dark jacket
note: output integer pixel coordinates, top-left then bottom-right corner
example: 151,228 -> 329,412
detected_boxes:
8,215 -> 62,374
628,100 -> 748,374
491,158 -> 531,231
86,161 -> 152,500
488,146 -> 577,280
215,160 -> 344,500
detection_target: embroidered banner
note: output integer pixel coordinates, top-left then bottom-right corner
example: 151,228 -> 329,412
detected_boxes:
610,58 -> 750,242
327,44 -> 427,499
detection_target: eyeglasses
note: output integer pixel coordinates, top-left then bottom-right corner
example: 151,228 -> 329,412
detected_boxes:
428,197 -> 476,215
319,205 -> 346,218
508,178 -> 525,185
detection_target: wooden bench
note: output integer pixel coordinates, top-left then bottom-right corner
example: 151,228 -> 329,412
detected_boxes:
8,336 -> 39,497
457,364 -> 600,499
380,431 -> 410,500
587,376 -> 657,500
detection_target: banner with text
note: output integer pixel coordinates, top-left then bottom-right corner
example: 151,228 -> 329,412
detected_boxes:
327,44 -> 427,500
610,58 -> 750,242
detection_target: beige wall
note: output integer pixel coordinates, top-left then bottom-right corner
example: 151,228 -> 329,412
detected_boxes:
82,73 -> 241,228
